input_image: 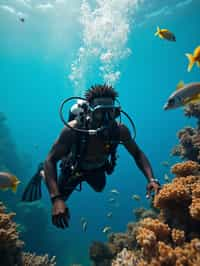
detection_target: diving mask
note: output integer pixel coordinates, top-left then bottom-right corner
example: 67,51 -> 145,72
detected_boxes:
91,105 -> 121,122
59,96 -> 136,139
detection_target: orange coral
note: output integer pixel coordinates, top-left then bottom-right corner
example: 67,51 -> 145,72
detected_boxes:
0,202 -> 56,266
111,248 -> 139,266
192,183 -> 200,197
138,218 -> 170,241
171,160 -> 199,176
157,241 -> 176,265
171,229 -> 185,245
154,182 -> 191,209
136,227 -> 157,249
189,198 -> 200,220
93,160 -> 200,266
0,202 -> 24,266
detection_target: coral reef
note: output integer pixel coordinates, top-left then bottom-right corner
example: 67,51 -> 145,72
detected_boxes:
22,253 -> 56,266
0,201 -> 56,266
171,103 -> 200,162
90,161 -> 200,266
133,207 -> 158,221
112,248 -> 139,266
171,160 -> 199,176
154,161 -> 200,233
0,202 -> 24,266
89,241 -> 116,266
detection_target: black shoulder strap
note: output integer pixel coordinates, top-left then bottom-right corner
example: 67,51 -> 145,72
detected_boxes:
74,132 -> 89,169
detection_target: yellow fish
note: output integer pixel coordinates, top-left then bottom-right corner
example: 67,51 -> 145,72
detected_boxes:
155,26 -> 176,42
0,172 -> 20,193
185,46 -> 200,72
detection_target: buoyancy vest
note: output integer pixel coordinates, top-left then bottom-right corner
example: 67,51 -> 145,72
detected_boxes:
60,121 -> 120,175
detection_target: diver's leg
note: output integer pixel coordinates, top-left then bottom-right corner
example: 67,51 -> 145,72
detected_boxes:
85,169 -> 106,192
58,170 -> 83,201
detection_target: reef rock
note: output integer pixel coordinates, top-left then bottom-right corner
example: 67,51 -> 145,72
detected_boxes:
0,201 -> 56,266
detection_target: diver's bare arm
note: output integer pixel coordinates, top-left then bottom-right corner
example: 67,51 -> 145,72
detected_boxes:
44,126 -> 75,198
119,124 -> 155,182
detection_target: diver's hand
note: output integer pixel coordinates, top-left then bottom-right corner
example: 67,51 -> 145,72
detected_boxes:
146,179 -> 161,199
52,199 -> 70,229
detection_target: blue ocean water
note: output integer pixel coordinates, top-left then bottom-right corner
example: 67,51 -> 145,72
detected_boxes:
0,0 -> 200,265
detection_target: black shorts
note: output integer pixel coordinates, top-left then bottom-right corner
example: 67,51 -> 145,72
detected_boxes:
58,167 -> 106,201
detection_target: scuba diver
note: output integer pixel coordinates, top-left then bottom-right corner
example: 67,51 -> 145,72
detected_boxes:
22,84 -> 161,229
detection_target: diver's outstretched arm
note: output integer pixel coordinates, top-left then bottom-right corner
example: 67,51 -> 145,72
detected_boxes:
44,126 -> 76,198
119,123 -> 160,196
44,125 -> 76,229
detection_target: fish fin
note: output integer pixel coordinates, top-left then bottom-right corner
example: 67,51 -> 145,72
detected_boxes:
183,94 -> 200,105
154,26 -> 160,36
161,29 -> 169,33
158,33 -> 164,39
197,61 -> 200,67
185,53 -> 195,72
10,175 -> 20,184
176,80 -> 184,90
194,46 -> 200,57
11,182 -> 19,193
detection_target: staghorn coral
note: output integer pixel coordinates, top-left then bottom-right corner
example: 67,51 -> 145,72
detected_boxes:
0,202 -> 56,266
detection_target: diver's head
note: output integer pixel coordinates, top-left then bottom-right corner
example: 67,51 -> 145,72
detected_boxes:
85,84 -> 119,126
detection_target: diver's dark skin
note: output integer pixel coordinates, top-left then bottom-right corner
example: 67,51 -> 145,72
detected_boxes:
44,116 -> 160,229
